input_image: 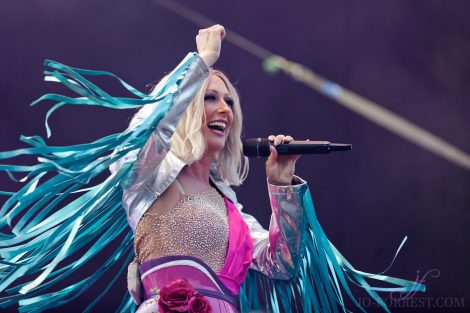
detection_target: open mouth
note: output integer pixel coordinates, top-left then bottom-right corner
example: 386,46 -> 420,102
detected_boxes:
207,121 -> 227,135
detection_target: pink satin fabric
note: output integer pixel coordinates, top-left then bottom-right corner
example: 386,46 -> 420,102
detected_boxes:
140,259 -> 239,313
217,198 -> 254,294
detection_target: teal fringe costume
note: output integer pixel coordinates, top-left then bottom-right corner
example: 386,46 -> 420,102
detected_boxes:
0,55 -> 425,312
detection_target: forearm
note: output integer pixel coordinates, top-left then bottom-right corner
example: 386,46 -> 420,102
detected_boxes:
248,176 -> 308,280
111,53 -> 209,188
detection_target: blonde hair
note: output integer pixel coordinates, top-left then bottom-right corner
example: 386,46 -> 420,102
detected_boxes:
130,70 -> 248,186
170,70 -> 248,186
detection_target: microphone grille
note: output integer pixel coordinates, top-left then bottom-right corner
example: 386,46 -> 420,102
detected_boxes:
243,138 -> 271,157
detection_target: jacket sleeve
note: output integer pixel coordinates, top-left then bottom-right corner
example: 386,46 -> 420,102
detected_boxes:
116,53 -> 209,305
241,176 -> 308,280
109,52 -> 209,190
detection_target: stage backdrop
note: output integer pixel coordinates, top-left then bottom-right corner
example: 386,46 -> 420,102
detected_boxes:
1,1 -> 469,312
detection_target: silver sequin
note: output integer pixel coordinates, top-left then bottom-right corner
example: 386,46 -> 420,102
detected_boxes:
134,188 -> 229,273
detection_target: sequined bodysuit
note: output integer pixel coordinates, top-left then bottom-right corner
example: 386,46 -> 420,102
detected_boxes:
134,181 -> 229,274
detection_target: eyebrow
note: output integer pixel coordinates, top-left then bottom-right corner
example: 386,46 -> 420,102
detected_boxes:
206,89 -> 232,98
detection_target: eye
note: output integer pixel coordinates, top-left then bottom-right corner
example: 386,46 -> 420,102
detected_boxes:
204,94 -> 216,101
224,97 -> 234,107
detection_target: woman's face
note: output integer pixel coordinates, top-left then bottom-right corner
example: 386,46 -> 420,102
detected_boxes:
202,74 -> 234,155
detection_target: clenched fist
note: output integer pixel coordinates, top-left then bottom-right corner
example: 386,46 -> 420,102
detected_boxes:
196,24 -> 226,67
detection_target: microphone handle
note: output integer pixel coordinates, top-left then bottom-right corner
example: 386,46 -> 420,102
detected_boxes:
275,141 -> 351,155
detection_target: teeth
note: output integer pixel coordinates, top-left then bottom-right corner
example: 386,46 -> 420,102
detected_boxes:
208,121 -> 227,130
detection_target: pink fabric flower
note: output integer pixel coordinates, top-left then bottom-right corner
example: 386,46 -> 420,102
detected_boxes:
189,294 -> 212,313
158,279 -> 194,312
157,279 -> 211,313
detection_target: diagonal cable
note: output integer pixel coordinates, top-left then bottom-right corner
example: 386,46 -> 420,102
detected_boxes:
152,0 -> 470,171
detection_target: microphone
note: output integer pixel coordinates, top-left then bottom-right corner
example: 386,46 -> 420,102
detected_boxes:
243,138 -> 352,157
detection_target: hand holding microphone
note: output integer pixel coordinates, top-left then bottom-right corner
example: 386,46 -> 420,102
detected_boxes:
248,135 -> 352,186
263,135 -> 302,186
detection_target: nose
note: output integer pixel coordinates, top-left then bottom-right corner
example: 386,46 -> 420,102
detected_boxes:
216,99 -> 231,113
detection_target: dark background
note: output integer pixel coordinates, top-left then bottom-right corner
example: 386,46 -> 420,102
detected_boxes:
1,0 -> 469,312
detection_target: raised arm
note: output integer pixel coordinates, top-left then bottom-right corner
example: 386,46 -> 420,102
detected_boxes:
243,177 -> 307,279
245,135 -> 307,279
110,25 -> 226,188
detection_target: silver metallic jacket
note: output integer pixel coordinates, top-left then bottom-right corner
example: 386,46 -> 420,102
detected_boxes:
114,53 -> 308,280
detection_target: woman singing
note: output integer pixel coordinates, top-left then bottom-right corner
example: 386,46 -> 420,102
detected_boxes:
0,24 -> 424,313
117,24 -> 304,312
